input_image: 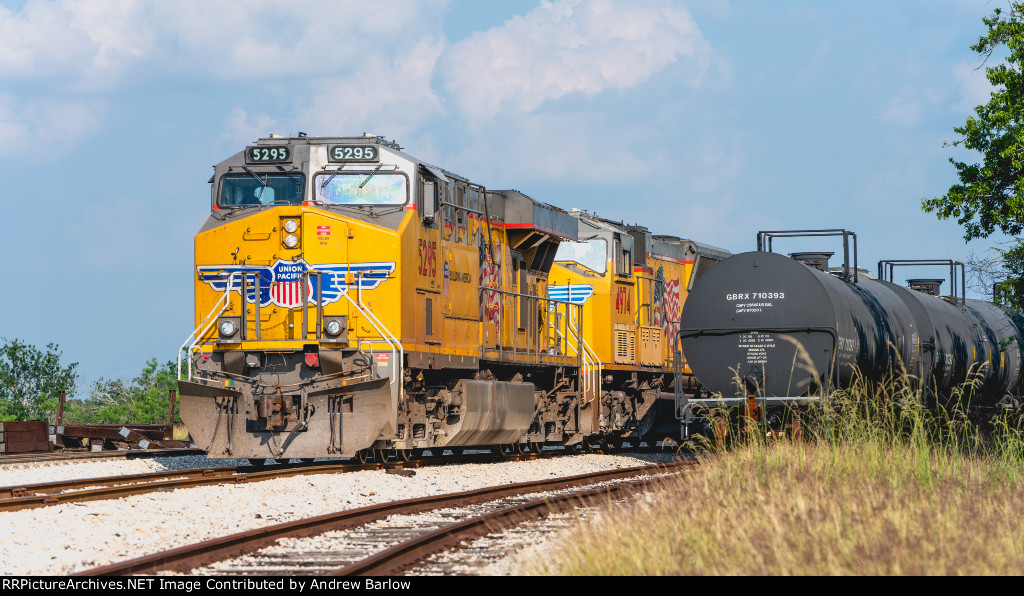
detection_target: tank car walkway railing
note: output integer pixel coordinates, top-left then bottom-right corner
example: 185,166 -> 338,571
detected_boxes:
178,272 -> 239,381
877,259 -> 967,307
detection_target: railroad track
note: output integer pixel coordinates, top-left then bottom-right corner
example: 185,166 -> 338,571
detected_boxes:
0,448 -> 205,466
0,448 -> 674,513
75,461 -> 693,576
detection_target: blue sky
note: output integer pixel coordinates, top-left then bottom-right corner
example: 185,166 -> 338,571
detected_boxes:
0,0 -> 1006,395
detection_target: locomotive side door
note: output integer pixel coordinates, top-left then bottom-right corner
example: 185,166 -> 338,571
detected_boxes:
612,233 -> 637,365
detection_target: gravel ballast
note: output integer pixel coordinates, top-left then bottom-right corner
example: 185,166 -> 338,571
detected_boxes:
0,455 -> 245,488
0,452 -> 673,575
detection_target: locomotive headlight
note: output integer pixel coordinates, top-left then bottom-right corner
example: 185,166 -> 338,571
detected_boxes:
219,320 -> 236,337
284,234 -> 299,248
325,319 -> 342,336
284,220 -> 298,233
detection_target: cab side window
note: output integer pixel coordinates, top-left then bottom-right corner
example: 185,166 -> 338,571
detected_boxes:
418,176 -> 438,225
614,235 -> 633,276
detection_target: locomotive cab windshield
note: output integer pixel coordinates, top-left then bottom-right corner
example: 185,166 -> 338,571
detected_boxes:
218,171 -> 305,207
315,171 -> 408,206
554,238 -> 608,275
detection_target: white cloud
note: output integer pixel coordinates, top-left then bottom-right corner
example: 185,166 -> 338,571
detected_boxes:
0,0 -> 450,85
292,37 -> 448,139
952,59 -> 995,114
0,94 -> 103,156
440,0 -> 712,122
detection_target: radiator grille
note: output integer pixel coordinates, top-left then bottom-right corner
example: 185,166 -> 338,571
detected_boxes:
614,325 -> 635,364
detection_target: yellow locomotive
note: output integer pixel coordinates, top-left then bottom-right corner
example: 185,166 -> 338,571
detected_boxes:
550,215 -> 729,443
178,135 -> 728,461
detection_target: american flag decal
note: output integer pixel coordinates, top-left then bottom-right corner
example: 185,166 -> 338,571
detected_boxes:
653,267 -> 681,339
271,278 -> 313,308
663,278 -> 681,338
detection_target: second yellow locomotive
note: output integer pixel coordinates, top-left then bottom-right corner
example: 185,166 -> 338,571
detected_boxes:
179,135 -> 726,460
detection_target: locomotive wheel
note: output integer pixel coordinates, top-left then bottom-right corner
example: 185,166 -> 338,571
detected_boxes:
374,449 -> 390,463
395,449 -> 413,462
247,458 -> 266,467
353,449 -> 372,464
528,441 -> 544,454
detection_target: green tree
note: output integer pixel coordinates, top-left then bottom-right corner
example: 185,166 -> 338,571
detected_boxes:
86,359 -> 179,424
0,338 -> 79,422
922,3 -> 1024,306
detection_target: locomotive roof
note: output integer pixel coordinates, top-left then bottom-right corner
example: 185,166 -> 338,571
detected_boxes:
686,239 -> 732,260
248,134 -> 472,182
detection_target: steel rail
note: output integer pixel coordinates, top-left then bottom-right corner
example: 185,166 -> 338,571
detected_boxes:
0,448 -> 205,466
336,473 -> 672,576
74,460 -> 694,576
0,466 -> 242,499
0,449 -> 605,513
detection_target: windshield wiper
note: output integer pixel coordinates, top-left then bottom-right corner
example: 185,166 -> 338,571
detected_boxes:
359,163 -> 384,189
243,166 -> 268,189
242,166 -> 272,209
321,167 -> 342,190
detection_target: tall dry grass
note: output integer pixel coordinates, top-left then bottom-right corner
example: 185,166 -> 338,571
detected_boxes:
522,374 -> 1024,575
172,422 -> 191,441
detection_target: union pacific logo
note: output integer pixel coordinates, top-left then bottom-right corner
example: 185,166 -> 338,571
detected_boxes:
197,259 -> 395,308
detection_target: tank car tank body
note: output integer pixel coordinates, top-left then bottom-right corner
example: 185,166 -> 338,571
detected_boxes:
679,230 -> 1024,409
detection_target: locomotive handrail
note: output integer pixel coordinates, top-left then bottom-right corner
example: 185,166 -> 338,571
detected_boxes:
479,286 -> 590,374
349,272 -> 401,389
563,305 -> 602,400
178,271 -> 239,381
439,194 -> 483,244
550,310 -> 599,398
757,229 -> 859,284
634,274 -> 660,328
876,259 -> 966,306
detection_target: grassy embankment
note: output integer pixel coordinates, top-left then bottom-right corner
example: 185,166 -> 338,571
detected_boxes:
524,372 -> 1024,575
